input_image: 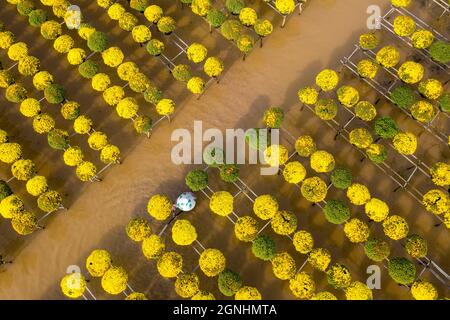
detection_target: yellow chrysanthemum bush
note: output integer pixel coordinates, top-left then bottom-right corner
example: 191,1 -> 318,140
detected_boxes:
239,8 -> 258,26
101,266 -> 128,295
301,177 -> 327,203
382,215 -> 409,240
346,183 -> 371,205
142,234 -> 165,260
125,217 -> 152,242
337,86 -> 360,107
204,57 -> 224,78
25,175 -> 48,197
235,286 -> 262,300
391,0 -> 411,7
91,73 -> 111,92
156,98 -> 176,116
199,248 -> 226,277
75,161 -> 97,182
357,59 -> 379,79
0,194 -> 24,219
411,280 -> 438,300
392,132 -> 417,155
410,29 -> 434,49
147,194 -> 172,221
293,230 -> 314,254
344,218 -> 370,243
297,86 -> 319,105
157,251 -> 183,278
430,162 -> 450,187
210,191 -> 233,216
349,128 -> 373,149
418,79 -> 443,100
376,45 -> 401,68
171,219 -> 197,246
0,142 -> 22,164
422,189 -> 450,216
263,144 -> 289,167
364,198 -> 389,222
187,43 -> 208,64
326,263 -> 352,289
410,101 -> 435,123
289,272 -> 315,299
308,248 -> 331,271
187,77 -> 205,94
271,252 -> 296,280
60,272 -> 87,299
310,150 -> 335,173
86,249 -> 112,277
398,61 -> 424,84
275,0 -> 296,15
235,216 -> 259,242
315,69 -> 339,91
271,210 -> 297,236
253,194 -> 278,220
393,15 -> 416,36
295,135 -> 316,157
345,281 -> 373,300
63,147 -> 84,167
282,161 -> 306,184
174,273 -> 200,298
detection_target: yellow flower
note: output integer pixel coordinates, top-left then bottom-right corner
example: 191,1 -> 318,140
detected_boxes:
344,218 -> 370,243
430,162 -> 450,187
315,69 -> 339,91
91,73 -> 111,92
376,45 -> 401,68
310,150 -> 335,173
191,0 -> 211,16
289,272 -> 315,299
355,101 -> 377,121
393,132 -> 417,155
76,161 -> 97,182
410,100 -> 435,123
8,42 -> 28,61
86,249 -> 112,277
393,15 -> 416,36
345,281 -> 373,300
107,3 -> 125,20
103,86 -> 125,106
78,23 -> 96,40
156,98 -> 175,116
0,195 -> 24,219
175,273 -> 200,298
187,77 -> 205,94
116,97 -> 139,119
235,216 -> 259,242
144,5 -> 163,23
235,286 -> 262,300
142,235 -> 165,260
147,194 -> 172,220
239,8 -> 258,26
192,291 -> 215,300
187,43 -> 208,63
12,211 -> 38,235
157,251 -> 183,278
125,292 -> 147,300
97,0 -> 114,8
171,219 -> 197,245
365,198 -> 389,222
11,159 -> 36,181
337,86 -> 360,107
391,0 -> 411,7
199,248 -> 226,277
308,248 -> 331,271
314,98 -> 338,120
295,135 -> 316,157
346,183 -> 371,205
254,19 -> 273,37
73,115 -> 93,134
263,107 -> 284,128
297,86 -> 319,105
411,280 -> 438,300
0,31 -> 15,49
349,128 -> 373,149
67,48 -> 86,65
310,291 -> 337,300
26,175 -> 48,196
0,143 -> 22,164
293,230 -> 314,254
275,0 -> 295,15
359,33 -> 379,50
411,29 -> 434,49
301,177 -> 327,202
33,71 -> 54,90
20,98 -> 41,117
264,144 -> 289,167
210,191 -> 233,216
204,57 -> 224,78
382,215 -> 409,240
357,59 -> 379,79
422,189 -> 450,215
102,47 -> 124,68
253,194 -> 278,220
418,79 -> 443,100
398,61 -> 424,84
63,147 -> 84,167
327,263 -> 352,289
131,25 -> 152,43
117,62 -> 139,81
101,266 -> 128,295
126,217 -> 151,242
282,161 -> 306,184
271,210 -> 297,235
53,35 -> 74,54
60,273 -> 87,299
271,252 -> 296,280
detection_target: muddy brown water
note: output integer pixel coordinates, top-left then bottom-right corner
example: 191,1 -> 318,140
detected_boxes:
0,0 -> 448,299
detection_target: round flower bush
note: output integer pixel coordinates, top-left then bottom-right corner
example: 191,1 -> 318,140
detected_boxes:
187,43 -> 207,63
337,86 -> 360,107
289,272 -> 315,299
323,199 -> 350,224
422,189 -> 450,215
311,292 -> 337,300
146,39 -> 165,56
366,143 -> 388,164
345,281 -> 373,300
206,9 -> 226,28
310,150 -> 335,173
251,234 -> 276,261
315,69 -> 339,91
174,273 -> 200,298
234,216 -> 259,242
253,194 -> 278,220
393,132 -> 417,155
411,29 -> 434,49
357,59 -> 379,79
326,263 -> 352,289
376,45 -> 400,68
411,280 -> 438,300
210,191 -> 233,216
142,235 -> 165,260
418,79 -> 443,100
398,61 -> 424,84
271,210 -> 297,236
297,86 -> 319,105
271,252 -> 296,280
349,128 -> 373,149
410,101 -> 435,123
330,168 -> 352,190
263,107 -> 284,129
293,230 -> 314,254
157,252 -> 183,278
86,249 -> 112,277
301,177 -> 327,202
364,198 -> 389,222
263,144 -> 289,167
254,19 -> 273,38
359,33 -> 379,50
185,169 -> 208,191
60,273 -> 87,299
346,183 -> 371,205
199,248 -> 226,277
355,101 -> 377,121
282,161 -> 306,184
295,135 -> 316,157
125,218 -> 151,242
147,194 -> 172,221
364,238 -> 391,262
220,19 -> 243,41
405,234 -> 427,258
387,257 -> 416,285
314,98 -> 338,120
390,86 -> 416,109
308,248 -> 331,271
430,162 -> 450,187
393,15 -> 416,36
235,286 -> 262,300
344,218 -> 370,243
101,266 -> 128,295
382,215 -> 409,240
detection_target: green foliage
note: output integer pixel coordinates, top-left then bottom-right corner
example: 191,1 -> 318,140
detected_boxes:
364,238 -> 390,262
330,168 -> 352,190
87,31 -> 108,52
78,60 -> 99,79
207,9 -> 226,28
429,40 -> 450,64
438,93 -> 450,112
225,0 -> 246,14
0,180 -> 13,201
219,164 -> 240,183
144,85 -> 162,105
218,269 -> 243,296
17,0 -> 35,16
47,129 -> 69,150
388,257 -> 416,285
44,83 -> 65,104
323,199 -> 350,224
374,117 -> 399,139
251,234 -> 276,261
185,169 -> 208,192
390,86 -> 416,109
28,9 -> 47,27
130,0 -> 149,12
